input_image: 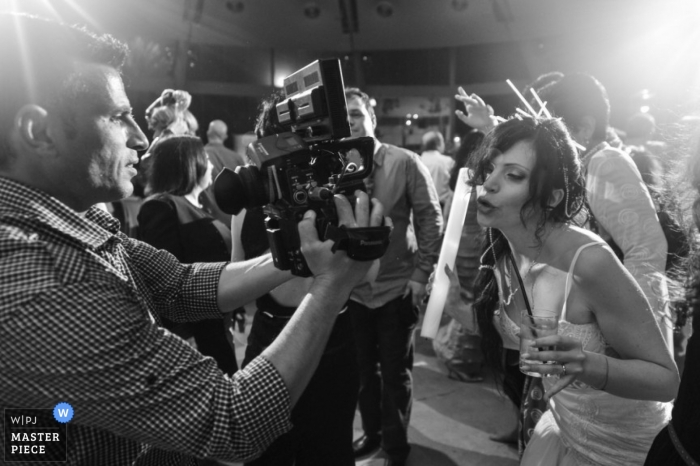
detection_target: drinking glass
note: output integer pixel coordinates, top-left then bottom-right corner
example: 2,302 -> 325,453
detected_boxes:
519,309 -> 559,377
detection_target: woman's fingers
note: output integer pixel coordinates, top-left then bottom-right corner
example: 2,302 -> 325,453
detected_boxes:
544,374 -> 577,401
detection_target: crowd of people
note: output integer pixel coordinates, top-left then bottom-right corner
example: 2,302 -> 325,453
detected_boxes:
0,11 -> 698,466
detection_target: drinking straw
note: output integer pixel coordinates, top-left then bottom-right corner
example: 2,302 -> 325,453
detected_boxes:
506,79 -> 538,117
529,88 -> 552,118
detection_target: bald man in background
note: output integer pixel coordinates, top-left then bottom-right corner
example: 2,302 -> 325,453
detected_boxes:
202,119 -> 247,225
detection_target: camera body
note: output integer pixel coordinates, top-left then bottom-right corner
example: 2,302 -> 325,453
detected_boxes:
214,59 -> 389,276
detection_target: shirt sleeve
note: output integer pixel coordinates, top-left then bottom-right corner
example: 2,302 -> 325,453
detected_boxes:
0,269 -> 292,462
586,148 -> 670,323
406,151 -> 444,283
116,234 -> 226,323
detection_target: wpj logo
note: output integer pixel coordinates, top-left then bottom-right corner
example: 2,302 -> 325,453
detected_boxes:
4,403 -> 71,462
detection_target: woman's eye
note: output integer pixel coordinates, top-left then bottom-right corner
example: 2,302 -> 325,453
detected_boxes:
507,173 -> 525,181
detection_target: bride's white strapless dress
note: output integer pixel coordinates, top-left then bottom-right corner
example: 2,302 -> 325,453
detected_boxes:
499,243 -> 671,466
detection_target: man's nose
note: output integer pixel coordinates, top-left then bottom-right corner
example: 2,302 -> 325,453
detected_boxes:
128,124 -> 149,151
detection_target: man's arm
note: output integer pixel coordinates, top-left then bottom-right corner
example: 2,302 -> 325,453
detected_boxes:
0,279 -> 292,463
586,148 -> 672,349
406,152 -> 444,305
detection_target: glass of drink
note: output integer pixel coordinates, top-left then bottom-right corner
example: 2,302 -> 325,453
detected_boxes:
519,309 -> 559,377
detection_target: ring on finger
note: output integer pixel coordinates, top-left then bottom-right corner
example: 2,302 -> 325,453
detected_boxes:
561,363 -> 567,377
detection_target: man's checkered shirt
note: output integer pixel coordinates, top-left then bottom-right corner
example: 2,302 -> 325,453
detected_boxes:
0,177 -> 292,465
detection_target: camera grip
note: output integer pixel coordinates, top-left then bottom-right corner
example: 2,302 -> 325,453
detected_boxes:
325,224 -> 392,261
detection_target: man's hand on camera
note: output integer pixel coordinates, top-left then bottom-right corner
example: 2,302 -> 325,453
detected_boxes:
298,191 -> 389,289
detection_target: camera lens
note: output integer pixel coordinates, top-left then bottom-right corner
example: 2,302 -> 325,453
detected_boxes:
213,166 -> 269,215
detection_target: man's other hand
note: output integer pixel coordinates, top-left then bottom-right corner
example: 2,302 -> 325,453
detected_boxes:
298,191 -> 388,289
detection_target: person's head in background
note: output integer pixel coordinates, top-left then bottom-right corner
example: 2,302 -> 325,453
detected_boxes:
145,89 -> 192,139
522,71 -> 564,98
207,120 -> 229,144
422,131 -> 446,153
625,112 -> 657,146
148,136 -> 213,198
450,130 -> 485,191
345,87 -> 377,139
536,73 -> 611,152
0,13 -> 148,211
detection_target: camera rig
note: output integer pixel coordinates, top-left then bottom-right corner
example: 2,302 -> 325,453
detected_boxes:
214,59 -> 391,276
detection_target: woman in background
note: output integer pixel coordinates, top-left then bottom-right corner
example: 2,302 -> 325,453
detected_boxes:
138,136 -> 238,375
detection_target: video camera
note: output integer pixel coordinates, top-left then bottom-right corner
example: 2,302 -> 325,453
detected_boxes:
214,59 -> 391,276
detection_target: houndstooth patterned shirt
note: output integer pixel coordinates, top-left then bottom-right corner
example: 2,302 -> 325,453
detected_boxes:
0,177 -> 292,465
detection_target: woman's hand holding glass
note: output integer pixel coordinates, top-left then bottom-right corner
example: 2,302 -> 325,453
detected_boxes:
520,333 -> 588,401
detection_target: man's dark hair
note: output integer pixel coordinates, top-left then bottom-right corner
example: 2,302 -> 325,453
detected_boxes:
537,73 -> 611,143
0,13 -> 128,168
345,87 -> 375,121
148,136 -> 209,196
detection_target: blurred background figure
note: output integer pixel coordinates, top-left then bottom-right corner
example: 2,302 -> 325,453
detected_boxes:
346,87 -> 443,466
644,128 -> 700,466
145,89 -> 193,143
138,136 -> 238,375
538,72 -> 673,349
420,130 -> 454,211
201,119 -> 247,225
625,112 -> 658,148
432,130 -> 486,386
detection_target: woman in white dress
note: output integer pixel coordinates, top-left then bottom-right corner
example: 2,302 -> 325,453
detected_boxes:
445,116 -> 678,465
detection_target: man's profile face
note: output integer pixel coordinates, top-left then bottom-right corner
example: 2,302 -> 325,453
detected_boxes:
347,95 -> 376,139
54,65 -> 148,210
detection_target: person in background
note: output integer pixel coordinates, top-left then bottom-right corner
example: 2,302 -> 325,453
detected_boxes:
644,129 -> 700,466
138,136 -> 238,375
432,131 -> 486,385
0,13 -> 385,465
346,87 -> 443,466
446,115 -> 677,465
201,119 -> 247,225
228,92 -> 363,466
420,130 -> 454,210
537,73 -> 673,350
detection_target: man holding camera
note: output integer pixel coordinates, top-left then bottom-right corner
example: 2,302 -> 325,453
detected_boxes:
345,88 -> 443,466
0,14 -> 385,465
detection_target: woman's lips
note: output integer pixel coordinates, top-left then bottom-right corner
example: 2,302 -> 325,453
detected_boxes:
477,197 -> 495,213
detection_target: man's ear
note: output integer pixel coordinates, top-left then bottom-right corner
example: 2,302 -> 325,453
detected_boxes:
13,105 -> 57,157
549,188 -> 565,209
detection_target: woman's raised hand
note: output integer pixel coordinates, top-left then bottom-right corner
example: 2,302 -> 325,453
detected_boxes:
454,87 -> 498,133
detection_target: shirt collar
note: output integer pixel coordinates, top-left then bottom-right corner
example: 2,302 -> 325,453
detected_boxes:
0,177 -> 121,250
373,140 -> 386,167
581,141 -> 609,169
